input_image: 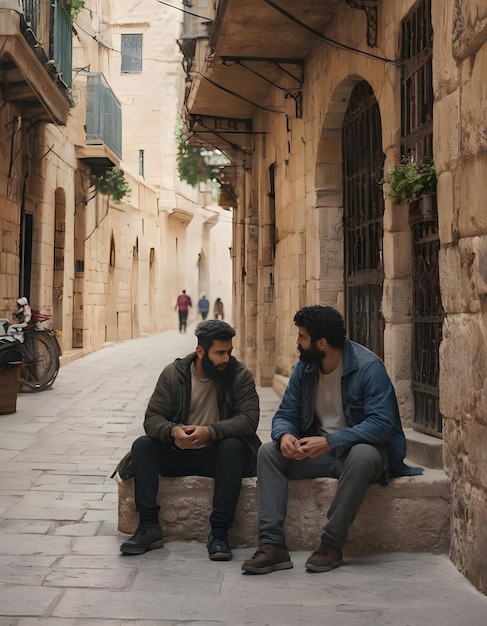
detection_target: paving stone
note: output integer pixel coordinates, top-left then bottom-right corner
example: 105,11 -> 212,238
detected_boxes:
0,587 -> 61,617
2,505 -> 83,521
44,567 -> 132,589
52,521 -> 101,537
0,534 -> 71,555
0,519 -> 52,534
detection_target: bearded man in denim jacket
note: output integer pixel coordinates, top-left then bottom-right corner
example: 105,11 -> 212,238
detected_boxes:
242,305 -> 422,575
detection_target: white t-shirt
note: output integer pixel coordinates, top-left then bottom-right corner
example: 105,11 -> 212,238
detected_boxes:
314,360 -> 347,435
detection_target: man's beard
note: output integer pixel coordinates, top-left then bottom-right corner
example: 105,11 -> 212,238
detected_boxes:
298,344 -> 326,364
201,353 -> 229,381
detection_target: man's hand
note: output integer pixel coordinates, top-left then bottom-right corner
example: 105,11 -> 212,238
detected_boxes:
172,425 -> 211,449
280,433 -> 330,459
297,436 -> 331,458
280,434 -> 307,459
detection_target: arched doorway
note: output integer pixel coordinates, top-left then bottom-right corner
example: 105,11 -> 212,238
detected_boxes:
342,80 -> 385,358
53,188 -> 66,336
131,238 -> 139,338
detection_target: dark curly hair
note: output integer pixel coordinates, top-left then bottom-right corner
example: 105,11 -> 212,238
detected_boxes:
293,305 -> 346,348
195,319 -> 235,351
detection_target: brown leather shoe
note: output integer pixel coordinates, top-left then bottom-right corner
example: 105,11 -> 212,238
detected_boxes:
305,542 -> 343,572
242,544 -> 293,574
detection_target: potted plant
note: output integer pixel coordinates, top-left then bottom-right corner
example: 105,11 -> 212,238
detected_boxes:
379,155 -> 437,205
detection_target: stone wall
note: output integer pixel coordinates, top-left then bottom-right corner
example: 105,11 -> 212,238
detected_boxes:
433,0 -> 487,594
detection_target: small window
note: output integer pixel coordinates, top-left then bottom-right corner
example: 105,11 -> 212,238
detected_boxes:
121,34 -> 142,73
139,149 -> 145,177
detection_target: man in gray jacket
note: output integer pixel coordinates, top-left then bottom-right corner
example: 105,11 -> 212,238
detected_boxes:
120,320 -> 260,561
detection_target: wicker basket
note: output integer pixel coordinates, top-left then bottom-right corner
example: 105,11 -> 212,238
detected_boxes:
0,361 -> 22,415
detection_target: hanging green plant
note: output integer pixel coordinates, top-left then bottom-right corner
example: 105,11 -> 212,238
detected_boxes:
66,0 -> 85,24
175,117 -> 224,187
379,155 -> 437,205
93,167 -> 130,204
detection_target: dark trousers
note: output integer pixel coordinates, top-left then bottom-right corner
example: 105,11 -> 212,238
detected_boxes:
178,311 -> 188,331
257,441 -> 384,548
132,435 -> 252,532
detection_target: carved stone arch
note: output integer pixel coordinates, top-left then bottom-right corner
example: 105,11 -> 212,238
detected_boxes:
314,75 -> 385,358
314,75 -> 365,310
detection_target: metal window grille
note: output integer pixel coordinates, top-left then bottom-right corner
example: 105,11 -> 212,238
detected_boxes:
343,80 -> 385,359
139,150 -> 145,177
401,0 -> 443,436
121,34 -> 143,73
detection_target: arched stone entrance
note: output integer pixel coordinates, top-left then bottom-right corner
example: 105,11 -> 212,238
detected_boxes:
315,77 -> 385,358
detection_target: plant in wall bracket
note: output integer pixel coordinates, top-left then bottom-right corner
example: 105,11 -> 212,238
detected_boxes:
92,167 -> 130,204
64,0 -> 85,23
175,116 -> 225,187
379,155 -> 437,205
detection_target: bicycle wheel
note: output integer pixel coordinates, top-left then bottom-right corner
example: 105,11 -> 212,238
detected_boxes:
20,332 -> 60,391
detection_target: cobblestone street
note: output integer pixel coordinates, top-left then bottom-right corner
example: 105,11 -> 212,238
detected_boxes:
0,328 -> 486,624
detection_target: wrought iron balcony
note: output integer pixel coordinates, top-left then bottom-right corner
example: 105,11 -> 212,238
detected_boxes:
0,0 -> 71,123
19,0 -> 72,89
84,72 -> 122,163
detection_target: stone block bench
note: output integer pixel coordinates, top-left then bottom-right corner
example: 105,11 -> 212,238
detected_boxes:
117,468 -> 451,554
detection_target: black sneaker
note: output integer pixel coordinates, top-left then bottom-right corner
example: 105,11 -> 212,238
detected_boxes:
120,521 -> 163,555
207,531 -> 232,561
241,544 -> 293,574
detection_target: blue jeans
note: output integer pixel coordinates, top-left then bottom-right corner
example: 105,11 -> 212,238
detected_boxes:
132,435 -> 253,532
257,440 -> 384,548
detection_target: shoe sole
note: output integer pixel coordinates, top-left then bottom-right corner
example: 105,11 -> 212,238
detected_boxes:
120,540 -> 164,555
241,560 -> 294,574
209,551 -> 233,561
305,558 -> 343,573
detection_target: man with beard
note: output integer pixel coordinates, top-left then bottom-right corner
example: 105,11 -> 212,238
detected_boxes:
120,320 -> 261,560
242,305 -> 422,575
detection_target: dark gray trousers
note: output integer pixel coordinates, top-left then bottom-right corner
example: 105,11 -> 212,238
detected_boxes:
257,440 -> 384,548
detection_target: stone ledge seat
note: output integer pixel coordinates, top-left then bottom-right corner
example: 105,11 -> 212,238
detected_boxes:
118,468 -> 450,554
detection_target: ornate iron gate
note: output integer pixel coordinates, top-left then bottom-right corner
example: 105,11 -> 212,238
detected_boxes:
402,0 -> 443,436
410,197 -> 443,435
342,81 -> 384,359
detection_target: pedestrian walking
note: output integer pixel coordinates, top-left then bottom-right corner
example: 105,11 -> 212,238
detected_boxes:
175,289 -> 192,332
198,295 -> 210,320
214,297 -> 224,320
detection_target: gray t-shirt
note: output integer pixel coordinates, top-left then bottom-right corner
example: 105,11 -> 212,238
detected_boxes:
186,363 -> 219,448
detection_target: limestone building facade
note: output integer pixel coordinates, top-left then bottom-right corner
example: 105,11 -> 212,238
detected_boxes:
181,0 -> 487,593
0,0 -> 232,360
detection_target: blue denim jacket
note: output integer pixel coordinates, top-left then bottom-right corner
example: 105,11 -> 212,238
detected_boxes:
271,338 -> 423,478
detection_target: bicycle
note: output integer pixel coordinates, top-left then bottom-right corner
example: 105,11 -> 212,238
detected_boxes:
0,298 -> 62,392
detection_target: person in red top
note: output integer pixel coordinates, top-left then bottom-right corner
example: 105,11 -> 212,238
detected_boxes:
175,290 -> 192,333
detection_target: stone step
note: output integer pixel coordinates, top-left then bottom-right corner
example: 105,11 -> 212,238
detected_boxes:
405,428 -> 443,469
117,467 -> 450,554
